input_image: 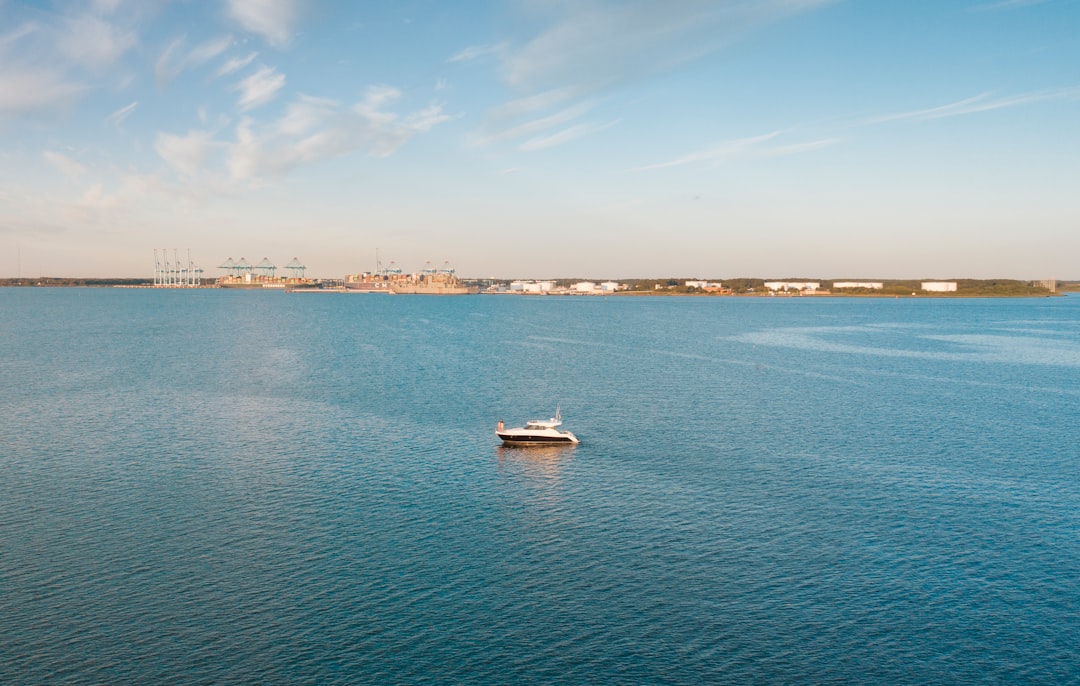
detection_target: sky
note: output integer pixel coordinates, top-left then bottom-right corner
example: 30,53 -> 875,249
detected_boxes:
1,0 -> 1078,280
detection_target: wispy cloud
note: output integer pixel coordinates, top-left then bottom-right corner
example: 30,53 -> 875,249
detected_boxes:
106,101 -> 138,129
477,0 -> 837,151
156,35 -> 233,85
637,81 -> 1077,174
866,87 -> 1080,124
486,87 -> 582,124
235,65 -> 286,111
632,131 -> 782,171
519,119 -> 620,152
502,0 -> 836,90
228,91 -> 451,179
217,51 -> 259,78
0,10 -> 135,119
630,131 -> 838,171
43,150 -> 87,179
0,22 -> 39,49
227,0 -> 299,47
156,86 -> 450,186
759,138 -> 841,157
188,36 -> 233,67
478,100 -> 595,146
448,43 -> 505,63
973,0 -> 1057,10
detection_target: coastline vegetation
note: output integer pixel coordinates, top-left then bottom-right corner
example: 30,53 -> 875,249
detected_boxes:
0,277 -> 153,287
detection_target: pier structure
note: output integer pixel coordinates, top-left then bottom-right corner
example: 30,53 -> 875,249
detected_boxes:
153,248 -> 203,287
285,258 -> 306,279
216,255 -> 314,288
254,257 -> 276,278
218,257 -> 237,276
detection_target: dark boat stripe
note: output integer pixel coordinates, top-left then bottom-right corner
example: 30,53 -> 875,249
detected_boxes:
498,435 -> 575,443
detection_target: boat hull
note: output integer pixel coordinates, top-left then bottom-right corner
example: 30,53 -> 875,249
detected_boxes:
496,432 -> 579,445
345,282 -> 391,292
390,285 -> 478,295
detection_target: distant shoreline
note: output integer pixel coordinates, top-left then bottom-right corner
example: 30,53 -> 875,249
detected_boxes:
0,280 -> 1071,298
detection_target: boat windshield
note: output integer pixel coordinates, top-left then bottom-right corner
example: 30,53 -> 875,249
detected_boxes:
525,420 -> 559,429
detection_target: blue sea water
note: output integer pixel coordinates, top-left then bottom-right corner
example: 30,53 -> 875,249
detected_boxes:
1,289 -> 1079,684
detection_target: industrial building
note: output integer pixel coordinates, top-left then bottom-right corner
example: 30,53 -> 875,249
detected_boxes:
833,282 -> 883,289
921,282 -> 957,292
510,280 -> 555,293
764,282 -> 821,292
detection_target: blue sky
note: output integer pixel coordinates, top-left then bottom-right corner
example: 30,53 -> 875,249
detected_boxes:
1,0 -> 1078,279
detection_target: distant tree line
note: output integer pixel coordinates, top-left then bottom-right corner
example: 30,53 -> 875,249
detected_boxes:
0,277 -> 153,287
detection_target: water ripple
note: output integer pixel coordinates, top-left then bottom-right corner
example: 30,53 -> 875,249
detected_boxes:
2,291 -> 1079,683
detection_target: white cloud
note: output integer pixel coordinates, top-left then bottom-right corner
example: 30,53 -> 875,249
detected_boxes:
78,174 -> 160,211
58,14 -> 136,70
276,95 -> 339,136
156,129 -> 218,177
404,104 -> 452,133
106,101 -> 138,128
79,183 -> 116,209
235,65 -> 286,111
358,85 -> 403,112
227,0 -> 299,47
239,90 -> 449,178
217,51 -> 258,77
0,67 -> 87,115
92,0 -> 124,15
154,87 -> 450,186
0,21 -> 87,118
43,150 -> 87,178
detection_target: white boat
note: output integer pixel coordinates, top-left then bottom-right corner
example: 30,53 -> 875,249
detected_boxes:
496,408 -> 580,445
